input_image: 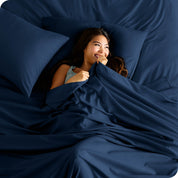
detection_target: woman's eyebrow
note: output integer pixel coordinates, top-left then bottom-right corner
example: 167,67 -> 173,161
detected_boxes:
92,41 -> 109,46
92,41 -> 100,44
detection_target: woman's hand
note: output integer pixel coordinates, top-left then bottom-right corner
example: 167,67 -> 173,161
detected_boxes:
65,70 -> 89,84
97,56 -> 108,65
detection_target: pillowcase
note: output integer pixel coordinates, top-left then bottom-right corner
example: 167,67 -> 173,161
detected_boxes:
0,9 -> 69,97
42,16 -> 148,78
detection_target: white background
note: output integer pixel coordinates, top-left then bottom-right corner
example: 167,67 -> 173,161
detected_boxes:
0,0 -> 178,177
0,0 -> 6,6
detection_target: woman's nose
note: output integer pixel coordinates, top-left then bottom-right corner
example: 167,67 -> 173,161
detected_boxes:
98,46 -> 104,53
98,46 -> 108,56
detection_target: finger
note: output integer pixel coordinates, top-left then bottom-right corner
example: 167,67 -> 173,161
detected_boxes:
81,71 -> 89,77
85,73 -> 89,77
83,71 -> 89,76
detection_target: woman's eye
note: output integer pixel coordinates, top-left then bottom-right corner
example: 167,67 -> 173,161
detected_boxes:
94,43 -> 100,46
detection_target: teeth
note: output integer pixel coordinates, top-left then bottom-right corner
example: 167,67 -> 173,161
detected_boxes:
95,54 -> 99,58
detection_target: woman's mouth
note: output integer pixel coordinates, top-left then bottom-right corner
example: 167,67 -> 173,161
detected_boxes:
94,54 -> 99,59
94,54 -> 104,59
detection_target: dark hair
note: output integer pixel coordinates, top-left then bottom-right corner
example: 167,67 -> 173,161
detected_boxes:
71,28 -> 110,67
41,28 -> 111,91
35,28 -> 127,93
72,28 -> 128,77
106,56 -> 128,77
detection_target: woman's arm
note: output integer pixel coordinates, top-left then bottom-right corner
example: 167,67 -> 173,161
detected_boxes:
50,64 -> 90,90
50,64 -> 70,90
65,70 -> 89,84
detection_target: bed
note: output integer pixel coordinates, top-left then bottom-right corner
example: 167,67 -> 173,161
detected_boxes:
0,0 -> 178,177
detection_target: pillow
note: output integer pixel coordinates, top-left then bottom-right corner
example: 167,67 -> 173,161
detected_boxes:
0,9 -> 69,97
42,16 -> 148,78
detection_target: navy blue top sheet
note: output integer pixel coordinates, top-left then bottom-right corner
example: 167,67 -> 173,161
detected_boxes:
0,0 -> 178,177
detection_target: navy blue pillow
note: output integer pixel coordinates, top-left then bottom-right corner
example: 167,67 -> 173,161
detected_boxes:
0,9 -> 69,97
42,16 -> 148,78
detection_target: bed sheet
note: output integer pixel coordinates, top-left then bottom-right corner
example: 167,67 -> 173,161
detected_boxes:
0,63 -> 178,177
1,0 -> 178,88
0,0 -> 178,177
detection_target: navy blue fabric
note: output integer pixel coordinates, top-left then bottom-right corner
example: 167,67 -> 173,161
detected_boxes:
0,0 -> 178,177
2,0 -> 178,88
42,17 -> 147,78
0,63 -> 177,177
0,8 -> 69,97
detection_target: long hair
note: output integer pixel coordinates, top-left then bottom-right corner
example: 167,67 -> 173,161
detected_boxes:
39,28 -> 111,91
106,56 -> 128,77
71,28 -> 110,67
35,28 -> 127,93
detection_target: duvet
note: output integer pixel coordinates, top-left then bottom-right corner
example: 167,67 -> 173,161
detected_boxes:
0,63 -> 177,177
0,0 -> 178,177
45,63 -> 178,177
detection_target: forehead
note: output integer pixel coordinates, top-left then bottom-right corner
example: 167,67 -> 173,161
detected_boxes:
90,35 -> 109,44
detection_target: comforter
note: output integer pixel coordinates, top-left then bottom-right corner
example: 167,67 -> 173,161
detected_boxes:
1,63 -> 177,177
0,0 -> 178,177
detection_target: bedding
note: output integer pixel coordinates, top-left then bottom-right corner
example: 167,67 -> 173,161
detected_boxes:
42,16 -> 148,78
0,0 -> 178,177
0,8 -> 69,97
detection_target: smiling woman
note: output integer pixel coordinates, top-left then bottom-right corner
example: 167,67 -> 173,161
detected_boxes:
49,28 -> 128,90
0,0 -> 178,177
49,28 -> 111,90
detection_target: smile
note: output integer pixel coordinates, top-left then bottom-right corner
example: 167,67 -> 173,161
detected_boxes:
94,54 -> 103,58
94,54 -> 99,58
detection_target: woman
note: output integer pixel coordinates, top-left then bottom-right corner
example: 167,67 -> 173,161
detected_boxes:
50,28 -> 128,90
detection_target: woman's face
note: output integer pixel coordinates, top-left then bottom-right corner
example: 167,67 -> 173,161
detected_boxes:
83,35 -> 109,66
